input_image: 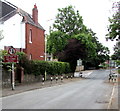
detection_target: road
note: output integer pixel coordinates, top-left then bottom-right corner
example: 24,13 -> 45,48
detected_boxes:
2,70 -> 116,109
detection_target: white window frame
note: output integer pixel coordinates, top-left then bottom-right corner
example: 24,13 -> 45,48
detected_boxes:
29,29 -> 32,43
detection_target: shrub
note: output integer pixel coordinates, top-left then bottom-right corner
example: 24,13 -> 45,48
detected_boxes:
19,58 -> 71,76
46,61 -> 71,75
32,60 -> 47,76
2,51 -> 71,76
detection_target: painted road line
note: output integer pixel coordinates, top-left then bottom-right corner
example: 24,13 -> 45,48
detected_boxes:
107,85 -> 115,109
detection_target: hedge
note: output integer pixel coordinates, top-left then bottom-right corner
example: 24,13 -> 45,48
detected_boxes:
2,51 -> 71,76
22,60 -> 71,76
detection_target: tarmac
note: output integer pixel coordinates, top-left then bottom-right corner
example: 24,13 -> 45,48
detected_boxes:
1,70 -> 92,97
1,70 -> 119,110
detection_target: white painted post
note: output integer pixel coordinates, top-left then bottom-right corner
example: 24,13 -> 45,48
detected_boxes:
50,76 -> 53,84
12,63 -> 15,90
42,77 -> 45,85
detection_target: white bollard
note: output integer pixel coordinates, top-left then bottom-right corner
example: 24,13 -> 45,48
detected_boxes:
42,77 -> 45,85
61,75 -> 63,82
50,76 -> 53,84
56,76 -> 58,83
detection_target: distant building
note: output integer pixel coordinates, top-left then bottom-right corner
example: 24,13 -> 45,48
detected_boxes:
0,0 -> 45,60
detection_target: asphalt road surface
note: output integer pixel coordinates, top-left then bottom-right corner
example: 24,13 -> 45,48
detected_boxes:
2,70 -> 115,109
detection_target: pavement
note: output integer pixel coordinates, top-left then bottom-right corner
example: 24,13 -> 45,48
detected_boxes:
2,70 -> 93,97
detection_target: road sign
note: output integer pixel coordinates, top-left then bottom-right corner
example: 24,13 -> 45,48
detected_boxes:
4,55 -> 18,63
8,47 -> 16,55
77,59 -> 82,66
4,47 -> 18,90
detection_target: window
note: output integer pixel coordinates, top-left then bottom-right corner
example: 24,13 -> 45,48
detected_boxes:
29,54 -> 32,60
29,29 -> 32,43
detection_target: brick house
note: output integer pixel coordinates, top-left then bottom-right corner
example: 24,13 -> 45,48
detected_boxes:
0,0 -> 45,60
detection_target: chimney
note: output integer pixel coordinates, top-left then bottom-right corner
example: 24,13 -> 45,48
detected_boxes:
32,4 -> 38,24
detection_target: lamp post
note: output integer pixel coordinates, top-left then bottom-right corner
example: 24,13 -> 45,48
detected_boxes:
44,34 -> 47,81
40,34 -> 47,81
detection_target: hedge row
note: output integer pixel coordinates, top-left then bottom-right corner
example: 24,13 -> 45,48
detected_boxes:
23,60 -> 71,76
2,51 -> 71,76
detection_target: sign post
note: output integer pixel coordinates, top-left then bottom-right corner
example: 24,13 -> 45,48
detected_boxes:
77,59 -> 82,77
4,47 -> 18,90
11,63 -> 15,90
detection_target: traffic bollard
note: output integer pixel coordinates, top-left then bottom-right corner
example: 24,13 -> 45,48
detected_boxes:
66,76 -> 68,79
61,75 -> 63,82
42,77 -> 45,85
50,76 -> 53,84
56,76 -> 58,83
71,75 -> 73,80
79,72 -> 83,78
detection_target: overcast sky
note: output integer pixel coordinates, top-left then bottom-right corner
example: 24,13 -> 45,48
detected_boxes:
6,0 -> 119,55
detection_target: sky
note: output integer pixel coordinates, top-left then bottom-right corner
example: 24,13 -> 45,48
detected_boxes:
5,0 -> 119,55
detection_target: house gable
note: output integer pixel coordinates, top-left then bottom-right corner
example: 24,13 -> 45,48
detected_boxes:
0,0 -> 45,60
0,14 -> 25,49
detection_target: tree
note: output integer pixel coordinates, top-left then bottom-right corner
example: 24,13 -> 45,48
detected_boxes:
106,1 -> 120,41
47,5 -> 109,71
111,43 -> 120,60
57,38 -> 88,71
82,29 -> 110,69
47,5 -> 96,57
47,31 -> 69,56
106,1 -> 120,61
53,5 -> 84,36
47,6 -> 97,71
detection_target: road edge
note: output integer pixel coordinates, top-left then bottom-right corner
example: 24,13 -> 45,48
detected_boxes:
107,83 -> 116,109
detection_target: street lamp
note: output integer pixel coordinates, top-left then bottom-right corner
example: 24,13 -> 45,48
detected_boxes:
39,34 -> 47,81
44,34 -> 47,81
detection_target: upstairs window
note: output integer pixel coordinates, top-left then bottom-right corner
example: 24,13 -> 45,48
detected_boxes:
29,29 -> 32,43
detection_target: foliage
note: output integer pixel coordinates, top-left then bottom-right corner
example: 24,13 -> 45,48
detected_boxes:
47,5 -> 88,56
23,60 -> 71,76
53,5 -> 84,36
46,61 -> 71,75
99,63 -> 109,69
1,50 -> 71,75
1,50 -> 15,71
32,60 -> 47,76
116,60 -> 120,65
0,50 -> 8,57
47,31 -> 69,55
47,5 -> 110,71
106,2 -> 120,41
111,42 -> 120,60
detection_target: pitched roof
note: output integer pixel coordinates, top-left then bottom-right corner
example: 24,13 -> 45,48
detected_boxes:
18,9 -> 45,30
0,0 -> 17,22
0,0 -> 45,30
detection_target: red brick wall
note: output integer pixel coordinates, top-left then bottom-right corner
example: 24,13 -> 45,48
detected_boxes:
24,23 -> 45,60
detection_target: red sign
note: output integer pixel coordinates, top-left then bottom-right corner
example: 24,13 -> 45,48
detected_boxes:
8,48 -> 16,55
4,55 -> 18,63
